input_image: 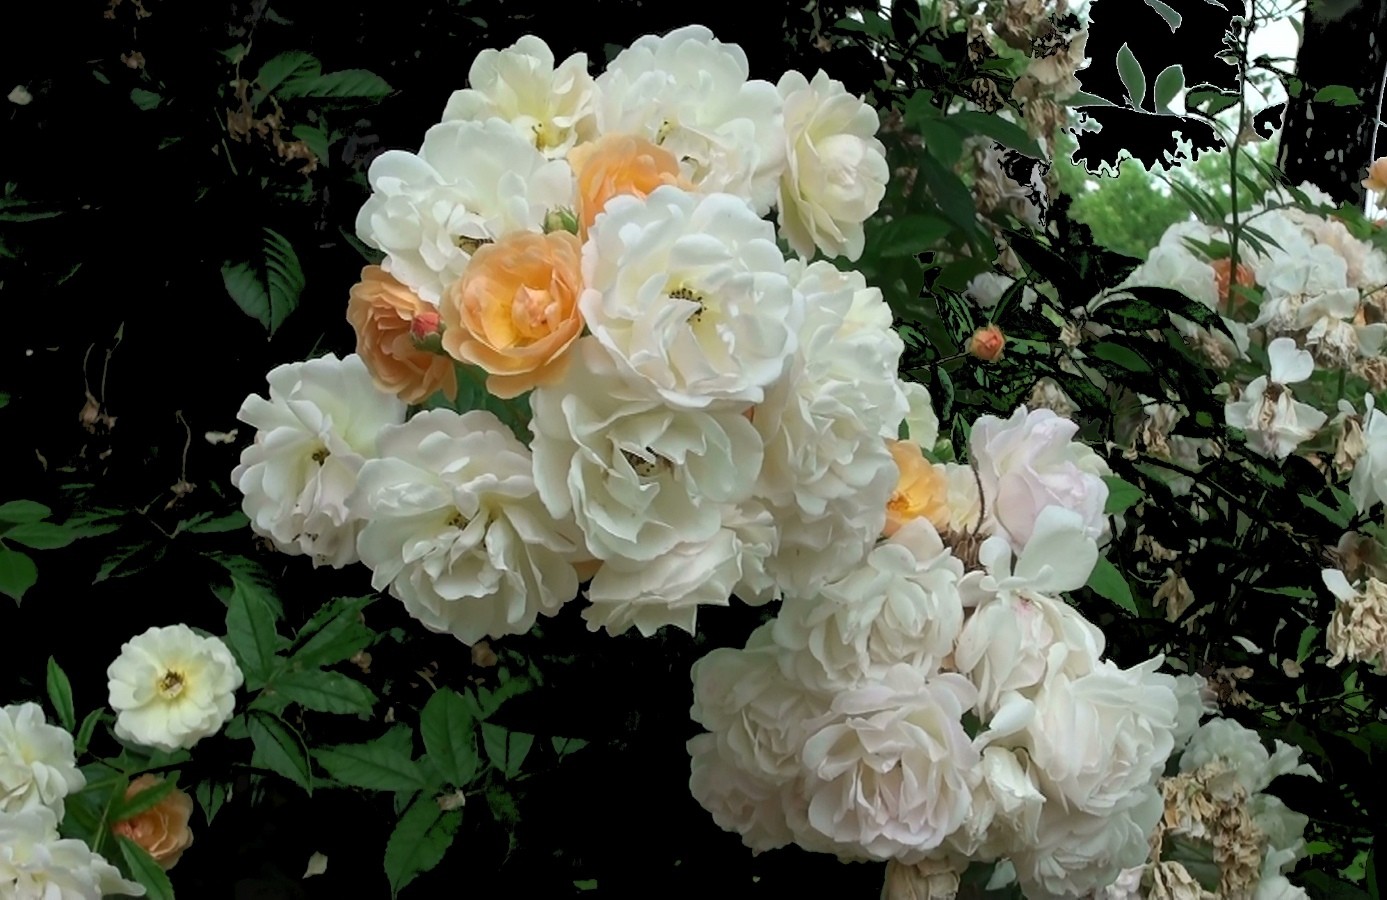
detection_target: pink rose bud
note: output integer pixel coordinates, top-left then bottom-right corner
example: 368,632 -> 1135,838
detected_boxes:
410,309 -> 442,341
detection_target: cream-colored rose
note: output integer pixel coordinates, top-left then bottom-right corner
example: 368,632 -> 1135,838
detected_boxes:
111,775 -> 194,870
884,440 -> 950,536
346,266 -> 457,405
441,230 -> 584,399
1363,157 -> 1387,198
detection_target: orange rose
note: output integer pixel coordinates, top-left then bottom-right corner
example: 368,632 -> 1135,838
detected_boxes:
1210,257 -> 1255,310
347,266 -> 458,405
569,134 -> 690,236
1363,157 -> 1387,196
441,231 -> 584,399
884,440 -> 950,537
111,775 -> 195,870
968,324 -> 1006,362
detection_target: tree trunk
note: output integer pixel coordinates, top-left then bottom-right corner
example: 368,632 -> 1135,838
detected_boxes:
1276,0 -> 1387,207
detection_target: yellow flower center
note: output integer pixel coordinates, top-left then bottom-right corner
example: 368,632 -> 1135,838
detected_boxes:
622,447 -> 672,480
446,509 -> 468,529
157,670 -> 186,700
311,446 -> 330,466
668,286 -> 707,325
454,235 -> 494,255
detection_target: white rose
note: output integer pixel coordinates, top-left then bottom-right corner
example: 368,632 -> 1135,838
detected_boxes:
350,409 -> 584,645
531,337 -> 763,562
799,665 -> 980,862
952,745 -> 1045,860
767,490 -> 892,599
902,381 -> 939,449
965,271 -> 1038,311
774,69 -> 887,261
1172,673 -> 1217,751
441,35 -> 596,158
0,704 -> 84,818
690,623 -> 830,782
231,353 -> 405,568
0,807 -> 144,899
1180,718 -> 1318,797
1121,240 -> 1220,311
107,625 -> 243,752
594,25 -> 784,213
773,518 -> 964,692
1025,656 -> 1179,815
1010,787 -> 1164,899
687,732 -> 796,854
580,186 -> 801,409
354,118 -> 574,302
969,406 -> 1111,552
1252,244 -> 1351,335
1224,338 -> 1328,461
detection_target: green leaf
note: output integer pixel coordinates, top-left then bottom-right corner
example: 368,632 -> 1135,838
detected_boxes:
290,125 -> 330,166
4,521 -> 77,550
248,712 -> 313,792
946,110 -> 1046,159
420,689 -> 481,788
1101,476 -> 1143,515
74,708 -> 103,755
1302,493 -> 1351,528
0,500 -> 51,524
224,578 -> 282,690
195,780 -> 228,825
0,546 -> 37,603
551,736 -> 589,758
184,511 -> 249,534
118,837 -> 176,900
384,796 -> 462,898
272,669 -> 376,716
46,657 -> 75,732
279,69 -> 392,101
111,776 -> 178,821
1143,0 -> 1182,28
481,723 -> 534,780
314,727 -> 425,792
129,88 -> 161,110
1117,43 -> 1147,110
1153,65 -> 1184,114
290,596 -> 374,669
255,51 -> 321,100
1088,555 -> 1137,614
222,228 -> 305,337
872,214 -> 953,257
1314,84 -> 1362,107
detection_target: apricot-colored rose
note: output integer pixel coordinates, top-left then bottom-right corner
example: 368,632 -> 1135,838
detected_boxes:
1363,157 -> 1387,196
441,230 -> 584,398
111,775 -> 195,870
569,134 -> 689,235
347,266 -> 458,405
1210,257 -> 1255,310
884,440 -> 950,537
968,324 -> 1006,362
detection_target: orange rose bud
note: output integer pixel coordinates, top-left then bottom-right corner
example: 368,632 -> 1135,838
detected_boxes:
1210,257 -> 1255,308
884,439 -> 950,537
441,230 -> 585,399
347,267 -> 458,405
568,133 -> 690,236
968,324 -> 1006,362
111,775 -> 195,871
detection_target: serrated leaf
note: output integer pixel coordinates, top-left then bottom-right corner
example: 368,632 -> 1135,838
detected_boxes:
4,521 -> 77,550
291,596 -> 374,668
184,511 -> 249,534
74,708 -> 103,756
1102,476 -> 1143,515
314,727 -> 424,792
0,546 -> 37,603
46,657 -> 75,732
222,228 -> 304,336
195,780 -> 228,825
224,579 -> 282,690
872,214 -> 953,257
280,69 -> 392,101
119,837 -> 175,900
111,776 -> 178,821
420,689 -> 481,788
0,500 -> 50,524
1117,43 -> 1147,110
289,125 -> 330,166
1153,65 -> 1185,114
1314,84 -> 1362,107
255,51 -> 321,101
551,736 -> 588,758
384,796 -> 462,898
273,669 -> 376,716
481,723 -> 534,780
946,110 -> 1046,159
248,712 -> 312,792
1088,555 -> 1137,614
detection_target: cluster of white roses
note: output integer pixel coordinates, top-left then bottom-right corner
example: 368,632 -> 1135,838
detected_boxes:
229,26 -> 925,643
0,703 -> 142,897
687,402 -> 1194,899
